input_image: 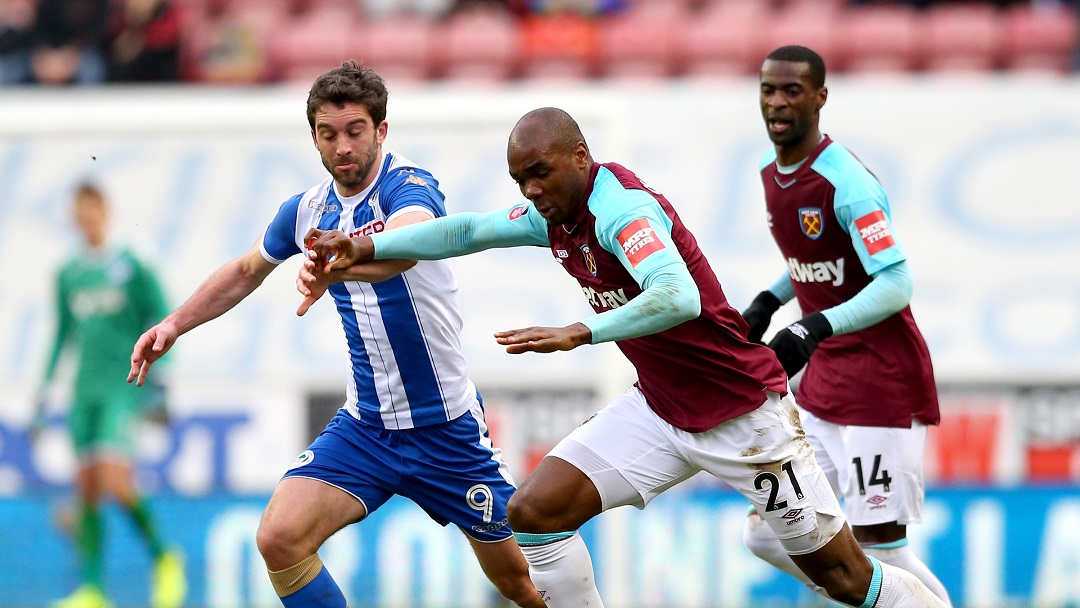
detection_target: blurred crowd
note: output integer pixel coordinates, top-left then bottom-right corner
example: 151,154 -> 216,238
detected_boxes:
0,0 -> 181,84
0,0 -> 1076,86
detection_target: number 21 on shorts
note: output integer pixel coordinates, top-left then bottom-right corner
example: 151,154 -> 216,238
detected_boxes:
754,460 -> 805,512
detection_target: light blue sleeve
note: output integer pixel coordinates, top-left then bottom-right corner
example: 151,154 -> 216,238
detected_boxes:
821,261 -> 913,335
371,202 -> 549,260
814,145 -> 907,275
768,272 -> 795,304
582,189 -> 700,344
810,146 -> 912,335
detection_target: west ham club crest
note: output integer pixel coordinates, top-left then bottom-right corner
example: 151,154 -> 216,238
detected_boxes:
799,207 -> 824,239
579,244 -> 598,276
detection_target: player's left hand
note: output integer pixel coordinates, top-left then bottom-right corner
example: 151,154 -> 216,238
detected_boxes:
494,323 -> 592,354
741,290 -> 782,344
766,312 -> 833,376
296,250 -> 330,316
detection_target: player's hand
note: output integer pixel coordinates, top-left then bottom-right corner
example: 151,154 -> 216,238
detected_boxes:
129,322 -> 180,387
766,312 -> 833,376
494,323 -> 592,354
296,250 -> 330,316
304,228 -> 373,272
741,290 -> 782,344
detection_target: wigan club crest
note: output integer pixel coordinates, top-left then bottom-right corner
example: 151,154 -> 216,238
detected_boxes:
579,244 -> 598,276
799,207 -> 824,239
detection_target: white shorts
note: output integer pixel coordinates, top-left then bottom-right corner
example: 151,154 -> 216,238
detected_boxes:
550,387 -> 844,553
798,406 -> 927,527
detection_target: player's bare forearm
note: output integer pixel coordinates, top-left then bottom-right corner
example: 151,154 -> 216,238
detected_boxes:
131,251 -> 272,383
169,257 -> 269,334
494,323 -> 593,354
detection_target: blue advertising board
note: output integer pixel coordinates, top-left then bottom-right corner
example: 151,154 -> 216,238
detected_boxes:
1,485 -> 1077,607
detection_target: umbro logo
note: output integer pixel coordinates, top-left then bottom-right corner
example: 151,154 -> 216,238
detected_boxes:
775,175 -> 797,189
781,508 -> 806,525
787,323 -> 810,339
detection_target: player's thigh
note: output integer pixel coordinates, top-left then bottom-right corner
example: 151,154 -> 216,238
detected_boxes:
700,392 -> 843,552
399,409 -> 518,542
548,387 -> 696,512
279,411 -> 398,525
261,476 -> 367,548
838,422 -> 928,526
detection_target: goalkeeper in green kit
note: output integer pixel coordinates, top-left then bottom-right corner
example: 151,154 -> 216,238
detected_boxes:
35,182 -> 186,608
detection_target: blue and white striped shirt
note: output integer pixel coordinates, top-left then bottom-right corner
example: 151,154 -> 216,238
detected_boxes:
260,151 -> 477,430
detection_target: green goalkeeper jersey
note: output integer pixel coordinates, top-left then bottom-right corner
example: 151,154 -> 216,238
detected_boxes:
42,245 -> 169,393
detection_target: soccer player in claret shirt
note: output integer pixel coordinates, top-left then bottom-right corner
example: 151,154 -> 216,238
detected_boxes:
302,106 -> 951,608
129,61 -> 544,608
740,45 -> 950,605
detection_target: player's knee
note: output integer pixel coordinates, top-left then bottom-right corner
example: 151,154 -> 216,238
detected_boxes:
256,518 -> 306,569
506,492 -> 542,533
507,495 -> 568,534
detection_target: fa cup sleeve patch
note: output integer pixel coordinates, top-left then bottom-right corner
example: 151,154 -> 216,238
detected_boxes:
855,210 -> 895,255
618,218 -> 666,267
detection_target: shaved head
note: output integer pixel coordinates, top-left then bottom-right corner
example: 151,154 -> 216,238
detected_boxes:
506,107 -> 594,226
509,107 -> 586,156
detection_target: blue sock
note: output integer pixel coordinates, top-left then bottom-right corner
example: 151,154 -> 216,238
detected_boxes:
280,566 -> 347,608
859,556 -> 884,608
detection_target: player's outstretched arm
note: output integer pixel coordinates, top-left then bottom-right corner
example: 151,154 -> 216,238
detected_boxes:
129,245 -> 276,385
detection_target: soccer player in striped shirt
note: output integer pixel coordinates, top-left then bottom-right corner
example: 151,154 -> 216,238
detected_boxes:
128,61 -> 544,608
303,106 -> 951,608
741,45 -> 949,605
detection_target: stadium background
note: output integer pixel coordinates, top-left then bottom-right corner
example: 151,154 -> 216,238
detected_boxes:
1,0 -> 1078,606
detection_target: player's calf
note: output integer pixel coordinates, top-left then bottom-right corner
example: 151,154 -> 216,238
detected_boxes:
514,531 -> 604,608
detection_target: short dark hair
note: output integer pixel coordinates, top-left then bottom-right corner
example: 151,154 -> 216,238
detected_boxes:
73,181 -> 104,202
765,45 -> 826,88
306,60 -> 388,129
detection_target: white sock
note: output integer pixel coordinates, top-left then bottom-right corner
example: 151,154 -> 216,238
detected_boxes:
871,559 -> 950,608
517,532 -> 604,608
864,545 -> 951,606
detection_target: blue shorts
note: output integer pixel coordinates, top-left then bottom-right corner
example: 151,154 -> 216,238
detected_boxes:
282,407 -> 517,542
